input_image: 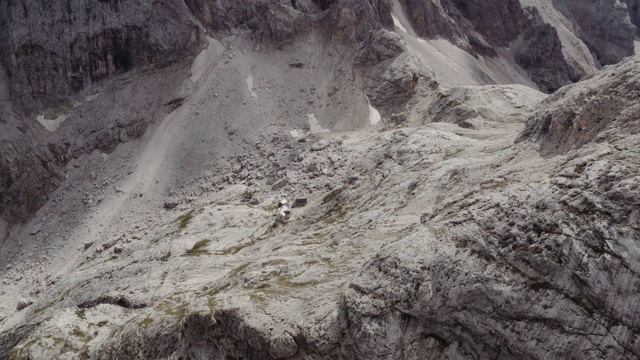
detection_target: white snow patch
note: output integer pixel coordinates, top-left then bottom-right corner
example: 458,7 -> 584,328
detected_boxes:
37,114 -> 67,132
308,114 -> 330,134
246,75 -> 259,98
366,97 -> 381,126
392,15 -> 408,33
191,36 -> 225,83
289,129 -> 305,139
85,93 -> 101,102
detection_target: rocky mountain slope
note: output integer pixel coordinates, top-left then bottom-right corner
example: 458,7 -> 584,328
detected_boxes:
1,0 -> 640,359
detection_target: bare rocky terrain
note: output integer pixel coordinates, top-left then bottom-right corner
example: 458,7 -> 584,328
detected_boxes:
1,0 -> 640,359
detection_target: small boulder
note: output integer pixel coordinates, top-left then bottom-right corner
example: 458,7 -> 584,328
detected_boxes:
164,201 -> 179,209
271,178 -> 289,190
310,140 -> 329,151
269,333 -> 298,359
16,298 -> 33,311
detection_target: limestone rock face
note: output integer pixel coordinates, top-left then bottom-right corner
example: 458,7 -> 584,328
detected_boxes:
398,0 -> 582,92
555,0 -> 637,65
0,0 -> 201,112
0,126 -> 64,223
624,0 -> 640,34
0,0 -> 395,225
355,30 -> 432,115
345,158 -> 640,359
514,21 -> 581,93
2,2 -> 640,360
322,0 -> 394,42
397,0 -> 638,92
518,55 -> 640,156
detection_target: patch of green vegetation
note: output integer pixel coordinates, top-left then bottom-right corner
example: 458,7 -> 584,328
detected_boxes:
141,317 -> 154,327
514,245 -> 543,254
71,328 -> 88,339
60,342 -> 74,354
216,241 -> 251,255
322,188 -> 344,204
185,239 -> 211,256
208,297 -> 218,310
276,276 -> 322,288
263,203 -> 278,212
164,303 -> 188,319
207,283 -> 230,297
176,209 -> 195,229
261,259 -> 289,267
324,205 -> 352,224
75,308 -> 86,320
259,225 -> 275,238
7,338 -> 39,360
228,262 -> 251,278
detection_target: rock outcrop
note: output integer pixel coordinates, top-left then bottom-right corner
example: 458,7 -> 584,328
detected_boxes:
517,55 -> 640,156
355,30 -> 433,115
345,157 -> 640,359
0,0 -> 201,112
397,0 -> 582,92
0,0 -> 397,224
397,0 -> 638,92
555,0 -> 637,65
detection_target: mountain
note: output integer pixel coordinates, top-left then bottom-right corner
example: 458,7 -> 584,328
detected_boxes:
1,0 -> 639,359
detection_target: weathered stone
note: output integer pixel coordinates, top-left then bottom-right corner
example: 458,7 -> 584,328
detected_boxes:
271,178 -> 289,190
268,333 -> 298,359
310,140 -> 330,152
16,298 -> 32,311
518,55 -> 640,155
164,202 -> 179,209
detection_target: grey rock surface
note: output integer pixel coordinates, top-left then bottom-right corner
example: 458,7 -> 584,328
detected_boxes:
396,0 -> 638,92
397,0 -> 582,92
555,0 -> 637,65
0,0 -> 201,112
518,55 -> 640,155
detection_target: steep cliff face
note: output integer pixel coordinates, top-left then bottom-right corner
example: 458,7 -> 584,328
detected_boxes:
0,0 -> 201,113
554,0 -> 637,65
624,0 -> 640,34
396,0 -> 638,93
397,0 -> 582,92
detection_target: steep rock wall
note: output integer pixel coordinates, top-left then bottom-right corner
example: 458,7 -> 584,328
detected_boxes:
0,0 -> 201,112
554,0 -> 637,65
